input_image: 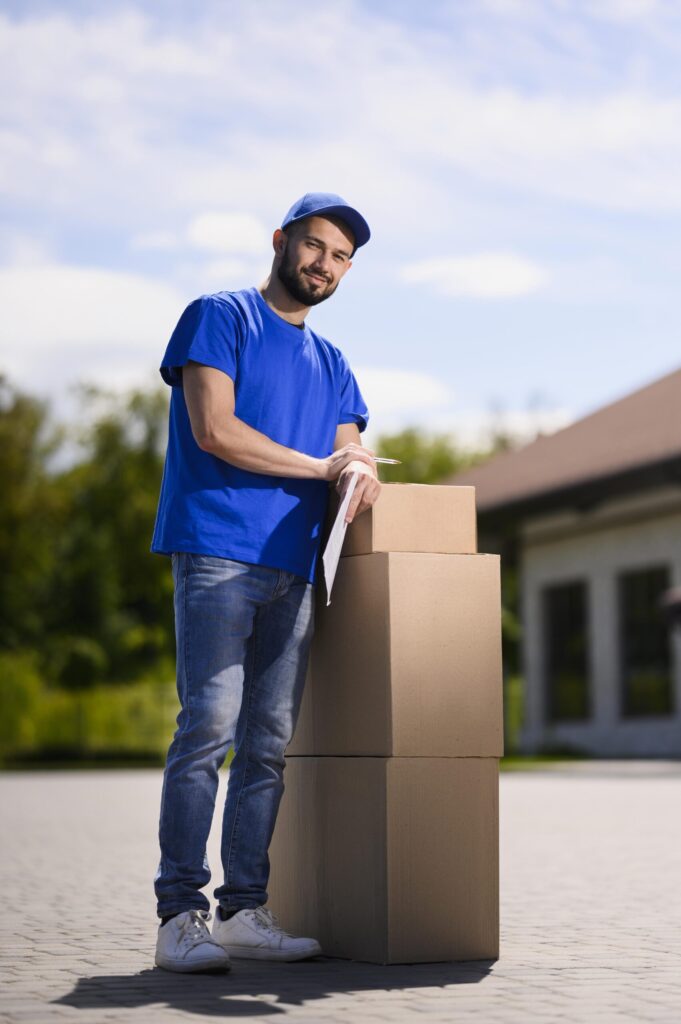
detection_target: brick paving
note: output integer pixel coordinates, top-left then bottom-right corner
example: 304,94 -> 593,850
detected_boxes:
1,761 -> 680,1023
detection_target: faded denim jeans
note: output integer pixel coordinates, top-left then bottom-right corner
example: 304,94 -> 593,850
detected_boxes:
154,551 -> 315,918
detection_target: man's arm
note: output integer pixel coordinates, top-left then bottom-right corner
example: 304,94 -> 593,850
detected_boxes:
182,361 -> 375,482
333,422 -> 382,523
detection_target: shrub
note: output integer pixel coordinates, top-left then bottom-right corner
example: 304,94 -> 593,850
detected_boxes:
0,650 -> 44,755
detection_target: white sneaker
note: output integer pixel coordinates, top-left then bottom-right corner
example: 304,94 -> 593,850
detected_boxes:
211,905 -> 322,961
155,909 -> 232,973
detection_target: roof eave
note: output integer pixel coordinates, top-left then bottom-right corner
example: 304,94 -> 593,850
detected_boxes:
474,452 -> 681,532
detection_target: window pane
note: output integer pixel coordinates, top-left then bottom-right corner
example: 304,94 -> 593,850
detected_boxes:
543,581 -> 590,721
619,565 -> 673,717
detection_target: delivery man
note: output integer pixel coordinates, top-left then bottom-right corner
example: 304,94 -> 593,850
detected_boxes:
150,192 -> 381,972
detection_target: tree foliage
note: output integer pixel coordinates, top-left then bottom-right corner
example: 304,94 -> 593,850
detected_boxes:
375,425 -> 501,484
0,375 -> 174,690
0,375 -> 64,650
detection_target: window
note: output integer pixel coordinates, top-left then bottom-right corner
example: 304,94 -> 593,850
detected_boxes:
618,565 -> 674,717
543,580 -> 590,721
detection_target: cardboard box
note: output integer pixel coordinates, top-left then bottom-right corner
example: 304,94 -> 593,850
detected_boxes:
289,552 -> 504,757
268,755 -> 500,964
328,483 -> 477,557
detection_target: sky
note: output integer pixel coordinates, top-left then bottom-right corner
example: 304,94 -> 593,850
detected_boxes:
1,0 -> 681,451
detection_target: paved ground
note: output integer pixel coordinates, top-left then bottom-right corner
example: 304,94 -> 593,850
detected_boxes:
1,761 -> 680,1024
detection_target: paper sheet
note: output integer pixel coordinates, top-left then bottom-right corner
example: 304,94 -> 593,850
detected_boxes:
322,471 -> 359,606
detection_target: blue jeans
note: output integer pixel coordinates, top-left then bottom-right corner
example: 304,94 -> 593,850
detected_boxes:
154,551 -> 315,918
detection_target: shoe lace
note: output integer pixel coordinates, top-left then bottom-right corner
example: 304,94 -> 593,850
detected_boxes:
251,905 -> 292,937
179,909 -> 213,949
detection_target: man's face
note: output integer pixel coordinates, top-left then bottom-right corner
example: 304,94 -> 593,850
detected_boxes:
275,215 -> 354,306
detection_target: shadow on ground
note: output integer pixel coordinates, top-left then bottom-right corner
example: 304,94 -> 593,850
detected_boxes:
52,956 -> 494,1017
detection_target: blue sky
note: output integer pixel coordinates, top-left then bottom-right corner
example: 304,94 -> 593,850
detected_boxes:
2,0 -> 680,449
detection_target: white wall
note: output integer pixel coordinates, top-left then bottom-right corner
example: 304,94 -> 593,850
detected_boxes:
518,485 -> 681,757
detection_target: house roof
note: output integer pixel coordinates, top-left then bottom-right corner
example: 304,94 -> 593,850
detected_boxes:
445,364 -> 681,515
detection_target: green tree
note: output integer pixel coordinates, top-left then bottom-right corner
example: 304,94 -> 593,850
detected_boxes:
375,426 -> 491,484
0,375 -> 64,651
49,384 -> 174,686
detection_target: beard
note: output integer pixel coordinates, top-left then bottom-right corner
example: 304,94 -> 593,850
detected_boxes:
276,245 -> 340,306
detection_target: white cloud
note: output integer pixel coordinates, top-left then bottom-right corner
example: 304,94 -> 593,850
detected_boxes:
370,83 -> 681,212
131,212 -> 271,258
131,230 -> 180,251
199,257 -> 260,290
354,363 -> 576,449
3,2 -> 681,248
352,366 -> 454,422
0,263 -> 185,398
186,212 -> 270,255
482,0 -> 661,19
2,0 -> 680,434
400,252 -> 547,298
586,0 -> 660,21
424,405 -> 577,451
0,231 -> 54,267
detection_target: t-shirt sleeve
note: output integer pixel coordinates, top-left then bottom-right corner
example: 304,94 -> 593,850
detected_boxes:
337,352 -> 369,433
159,295 -> 240,387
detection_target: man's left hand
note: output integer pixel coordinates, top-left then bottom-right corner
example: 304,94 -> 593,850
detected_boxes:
336,460 -> 381,524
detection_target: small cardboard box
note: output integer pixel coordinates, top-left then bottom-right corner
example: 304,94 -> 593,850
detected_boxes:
327,483 -> 477,557
268,755 -> 500,964
289,551 -> 504,757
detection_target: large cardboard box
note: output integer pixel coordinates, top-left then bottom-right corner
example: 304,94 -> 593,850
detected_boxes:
268,755 -> 500,964
329,483 -> 477,557
289,552 -> 504,757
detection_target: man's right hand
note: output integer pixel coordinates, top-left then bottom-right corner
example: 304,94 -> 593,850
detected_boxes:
320,443 -> 376,481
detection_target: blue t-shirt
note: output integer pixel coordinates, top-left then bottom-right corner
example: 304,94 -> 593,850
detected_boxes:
150,286 -> 369,584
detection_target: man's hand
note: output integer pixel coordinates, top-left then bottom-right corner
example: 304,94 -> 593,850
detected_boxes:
336,459 -> 381,524
320,442 -> 376,481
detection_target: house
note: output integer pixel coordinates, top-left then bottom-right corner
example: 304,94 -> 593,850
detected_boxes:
445,366 -> 681,757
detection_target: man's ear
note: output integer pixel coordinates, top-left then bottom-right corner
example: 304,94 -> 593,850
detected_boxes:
272,228 -> 287,258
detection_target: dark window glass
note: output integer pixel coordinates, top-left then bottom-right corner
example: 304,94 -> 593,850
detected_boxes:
543,580 -> 590,721
618,565 -> 674,717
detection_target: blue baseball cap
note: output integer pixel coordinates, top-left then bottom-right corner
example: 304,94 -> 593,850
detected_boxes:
281,192 -> 371,251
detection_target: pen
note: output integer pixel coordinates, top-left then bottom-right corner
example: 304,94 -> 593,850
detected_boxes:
370,457 -> 402,464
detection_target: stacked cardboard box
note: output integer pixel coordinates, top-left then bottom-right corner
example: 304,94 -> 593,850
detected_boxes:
268,484 -> 503,963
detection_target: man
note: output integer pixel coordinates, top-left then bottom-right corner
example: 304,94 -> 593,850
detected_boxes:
150,192 -> 381,973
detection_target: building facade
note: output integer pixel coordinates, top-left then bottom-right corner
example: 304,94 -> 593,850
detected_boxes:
446,367 -> 681,757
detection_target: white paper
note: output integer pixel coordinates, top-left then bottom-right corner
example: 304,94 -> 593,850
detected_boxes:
322,471 -> 359,606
